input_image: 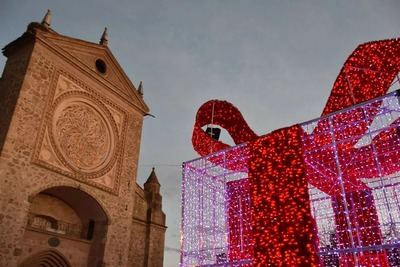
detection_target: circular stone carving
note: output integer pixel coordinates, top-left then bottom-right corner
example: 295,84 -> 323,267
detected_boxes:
55,104 -> 109,169
49,92 -> 118,178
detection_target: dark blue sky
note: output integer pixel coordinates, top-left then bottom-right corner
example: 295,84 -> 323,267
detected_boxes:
1,1 -> 399,265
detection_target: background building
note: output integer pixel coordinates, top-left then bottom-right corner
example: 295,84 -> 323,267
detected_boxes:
0,12 -> 166,267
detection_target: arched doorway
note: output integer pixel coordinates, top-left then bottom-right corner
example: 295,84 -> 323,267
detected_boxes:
21,186 -> 108,267
19,249 -> 71,267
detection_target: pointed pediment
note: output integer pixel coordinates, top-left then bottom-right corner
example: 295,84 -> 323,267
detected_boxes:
36,29 -> 149,113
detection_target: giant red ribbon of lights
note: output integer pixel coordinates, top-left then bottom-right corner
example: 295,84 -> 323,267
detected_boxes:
192,38 -> 400,266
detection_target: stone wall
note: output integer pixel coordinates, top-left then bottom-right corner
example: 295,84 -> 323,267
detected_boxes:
129,220 -> 147,267
30,194 -> 81,225
20,229 -> 91,267
146,225 -> 166,267
130,183 -> 166,267
0,39 -> 34,153
0,31 -> 147,266
0,23 -> 166,266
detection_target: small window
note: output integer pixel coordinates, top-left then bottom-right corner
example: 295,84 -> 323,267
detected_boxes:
95,59 -> 107,74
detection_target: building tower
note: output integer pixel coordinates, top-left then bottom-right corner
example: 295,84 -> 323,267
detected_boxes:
0,11 -> 166,267
131,168 -> 166,266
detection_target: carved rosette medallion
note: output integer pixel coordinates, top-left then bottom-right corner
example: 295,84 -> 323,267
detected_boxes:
33,73 -> 127,194
49,92 -> 118,178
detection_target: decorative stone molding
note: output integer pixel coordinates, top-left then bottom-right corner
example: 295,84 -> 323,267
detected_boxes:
33,71 -> 127,194
49,91 -> 118,177
36,33 -> 149,113
26,182 -> 113,224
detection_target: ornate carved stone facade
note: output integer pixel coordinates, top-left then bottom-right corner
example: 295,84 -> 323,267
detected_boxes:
33,72 -> 127,193
0,15 -> 166,267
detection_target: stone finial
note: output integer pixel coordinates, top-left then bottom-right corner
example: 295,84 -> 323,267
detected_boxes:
144,167 -> 164,213
138,81 -> 143,96
41,9 -> 52,28
144,167 -> 161,194
100,27 -> 108,45
145,167 -> 160,186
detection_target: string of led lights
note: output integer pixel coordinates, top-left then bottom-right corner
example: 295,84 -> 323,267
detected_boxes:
182,38 -> 400,266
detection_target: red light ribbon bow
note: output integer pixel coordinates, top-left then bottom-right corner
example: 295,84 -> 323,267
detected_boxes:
193,38 -> 400,194
191,38 -> 400,266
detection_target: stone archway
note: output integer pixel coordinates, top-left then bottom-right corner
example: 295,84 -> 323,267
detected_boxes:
19,249 -> 71,267
21,186 -> 108,267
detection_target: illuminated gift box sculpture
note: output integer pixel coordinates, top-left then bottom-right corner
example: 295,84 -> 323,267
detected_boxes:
181,39 -> 400,266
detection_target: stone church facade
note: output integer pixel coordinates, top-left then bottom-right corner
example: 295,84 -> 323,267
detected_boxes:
0,12 -> 166,267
